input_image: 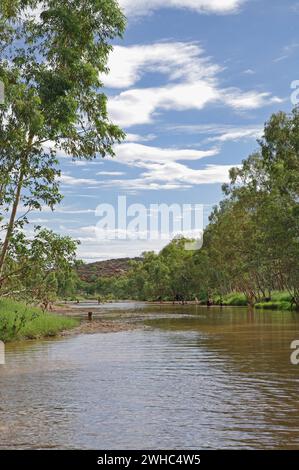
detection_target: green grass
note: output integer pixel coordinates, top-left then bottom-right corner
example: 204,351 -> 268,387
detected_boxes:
255,292 -> 292,311
254,300 -> 292,310
213,293 -> 248,306
0,298 -> 79,342
213,291 -> 294,311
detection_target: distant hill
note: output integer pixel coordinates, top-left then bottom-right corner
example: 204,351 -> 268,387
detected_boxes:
77,257 -> 142,282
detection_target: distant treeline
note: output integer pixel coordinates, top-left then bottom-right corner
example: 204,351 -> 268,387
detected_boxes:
77,109 -> 299,310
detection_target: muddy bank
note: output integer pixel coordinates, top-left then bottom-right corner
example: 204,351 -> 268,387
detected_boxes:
60,319 -> 142,336
53,304 -> 144,336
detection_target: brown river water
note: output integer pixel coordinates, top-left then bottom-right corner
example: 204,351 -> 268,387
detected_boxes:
0,303 -> 299,449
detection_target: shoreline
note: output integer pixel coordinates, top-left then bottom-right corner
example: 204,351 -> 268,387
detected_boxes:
60,319 -> 142,337
53,304 -> 144,336
56,298 -> 296,310
2,297 -> 296,345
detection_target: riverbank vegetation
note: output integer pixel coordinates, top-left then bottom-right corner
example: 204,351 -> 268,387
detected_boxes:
0,1 -> 126,340
213,292 -> 293,311
0,2 -> 298,323
0,298 -> 78,342
0,2 -> 124,300
76,109 -> 299,311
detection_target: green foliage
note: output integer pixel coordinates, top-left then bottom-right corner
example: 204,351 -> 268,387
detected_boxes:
255,301 -> 292,311
213,293 -> 248,306
254,292 -> 293,311
1,228 -> 79,305
77,108 -> 299,311
220,109 -> 299,307
0,0 -> 126,283
0,298 -> 78,341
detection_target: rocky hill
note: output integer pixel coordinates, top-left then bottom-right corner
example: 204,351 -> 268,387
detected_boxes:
77,257 -> 141,282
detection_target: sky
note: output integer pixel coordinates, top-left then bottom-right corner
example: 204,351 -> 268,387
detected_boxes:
29,0 -> 299,262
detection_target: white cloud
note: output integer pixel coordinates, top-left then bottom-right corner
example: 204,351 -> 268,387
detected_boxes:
108,84 -> 282,127
59,174 -> 98,186
100,142 -> 232,191
108,82 -> 219,127
106,42 -> 282,127
114,142 -> 218,166
223,89 -> 282,110
24,0 -> 245,25
102,163 -> 233,191
105,42 -> 219,126
243,68 -> 256,75
104,42 -> 219,89
207,128 -> 262,143
96,171 -> 125,176
119,0 -> 244,17
55,143 -> 231,191
52,143 -> 227,191
141,162 -> 233,185
62,225 -> 97,236
125,133 -> 156,142
274,42 -> 299,63
34,205 -> 96,215
170,124 -> 263,142
102,179 -> 191,191
56,208 -> 95,214
76,239 -> 167,262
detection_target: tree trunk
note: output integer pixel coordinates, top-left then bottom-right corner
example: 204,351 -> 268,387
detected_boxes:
0,159 -> 17,204
0,161 -> 26,280
293,289 -> 299,311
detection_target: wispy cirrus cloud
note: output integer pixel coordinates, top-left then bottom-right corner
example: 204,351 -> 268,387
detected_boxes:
100,143 -> 232,191
169,124 -> 263,142
113,142 -> 218,166
274,42 -> 299,63
106,42 -> 282,128
54,143 -> 231,192
125,133 -> 156,142
101,163 -> 234,191
108,82 -> 218,127
59,174 -> 98,186
24,0 -> 246,23
103,42 -> 220,89
96,171 -> 125,176
119,0 -> 245,18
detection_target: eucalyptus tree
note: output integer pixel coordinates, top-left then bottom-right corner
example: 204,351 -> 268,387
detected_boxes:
0,228 -> 78,306
0,0 -> 126,279
140,251 -> 171,301
159,238 -> 195,301
223,108 -> 299,307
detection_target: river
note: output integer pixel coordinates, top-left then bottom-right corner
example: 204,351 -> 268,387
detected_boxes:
0,303 -> 299,449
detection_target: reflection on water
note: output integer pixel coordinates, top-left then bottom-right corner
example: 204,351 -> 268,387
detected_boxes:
0,304 -> 299,449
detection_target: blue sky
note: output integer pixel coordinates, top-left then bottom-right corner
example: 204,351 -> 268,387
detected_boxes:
31,0 -> 298,261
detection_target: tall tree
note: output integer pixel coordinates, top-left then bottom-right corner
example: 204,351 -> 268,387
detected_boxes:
223,108 -> 299,306
0,0 -> 125,278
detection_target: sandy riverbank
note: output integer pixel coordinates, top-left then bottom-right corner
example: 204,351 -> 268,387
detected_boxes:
60,319 -> 141,336
53,304 -> 143,336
